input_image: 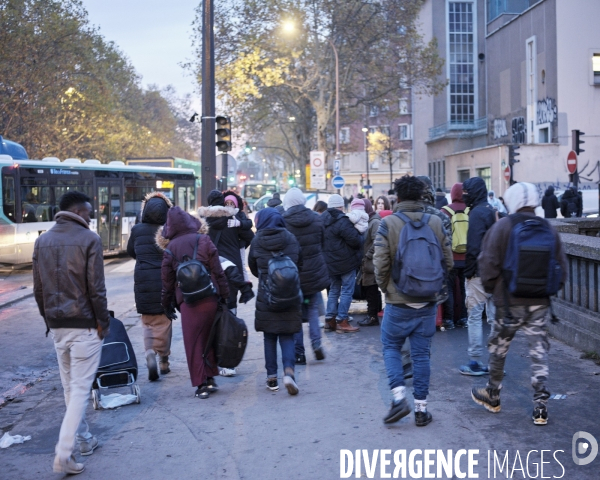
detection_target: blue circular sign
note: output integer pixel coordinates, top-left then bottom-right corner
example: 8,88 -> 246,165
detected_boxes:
332,175 -> 345,189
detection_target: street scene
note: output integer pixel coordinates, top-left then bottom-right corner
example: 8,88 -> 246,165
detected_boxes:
2,0 -> 600,479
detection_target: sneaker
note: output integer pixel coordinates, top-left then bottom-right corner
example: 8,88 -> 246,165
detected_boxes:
415,411 -> 433,427
532,403 -> 548,425
146,350 -> 159,381
206,377 -> 218,393
219,367 -> 236,377
296,354 -> 307,365
455,318 -> 468,328
195,384 -> 210,399
471,387 -> 501,413
442,319 -> 455,330
383,398 -> 410,424
358,316 -> 379,326
283,375 -> 299,395
53,455 -> 85,474
159,356 -> 170,375
335,318 -> 360,333
459,360 -> 489,376
266,377 -> 279,391
79,436 -> 98,456
313,346 -> 325,361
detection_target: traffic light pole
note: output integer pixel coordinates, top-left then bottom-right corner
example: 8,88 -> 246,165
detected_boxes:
200,0 -> 216,206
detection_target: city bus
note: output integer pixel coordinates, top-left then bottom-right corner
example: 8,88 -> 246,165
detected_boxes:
0,156 -> 197,265
241,181 -> 278,209
126,157 -> 201,209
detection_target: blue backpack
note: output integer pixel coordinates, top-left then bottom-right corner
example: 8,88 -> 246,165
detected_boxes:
503,215 -> 562,297
391,212 -> 445,298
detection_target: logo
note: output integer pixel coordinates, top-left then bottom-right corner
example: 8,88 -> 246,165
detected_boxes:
572,431 -> 598,466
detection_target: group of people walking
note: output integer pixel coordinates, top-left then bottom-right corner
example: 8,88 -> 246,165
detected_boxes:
31,172 -> 569,474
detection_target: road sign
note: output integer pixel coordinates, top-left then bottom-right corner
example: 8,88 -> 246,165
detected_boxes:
333,159 -> 340,174
331,175 -> 345,189
310,151 -> 325,171
504,166 -> 511,182
567,150 -> 578,174
311,173 -> 326,190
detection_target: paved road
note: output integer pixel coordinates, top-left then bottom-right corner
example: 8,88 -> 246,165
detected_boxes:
1,258 -> 599,479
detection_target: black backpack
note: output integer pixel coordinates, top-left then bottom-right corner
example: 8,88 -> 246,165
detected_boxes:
165,234 -> 216,304
263,252 -> 302,311
204,304 -> 248,369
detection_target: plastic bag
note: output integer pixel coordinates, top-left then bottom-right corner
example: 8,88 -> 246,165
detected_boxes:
99,393 -> 137,409
0,432 -> 31,448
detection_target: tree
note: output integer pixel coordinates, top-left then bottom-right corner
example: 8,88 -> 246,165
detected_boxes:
0,0 -> 198,161
192,0 -> 444,183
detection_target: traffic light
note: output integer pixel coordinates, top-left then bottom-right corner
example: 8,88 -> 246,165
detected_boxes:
288,177 -> 295,186
244,142 -> 252,154
508,145 -> 520,166
215,116 -> 232,152
360,173 -> 365,186
572,130 -> 585,155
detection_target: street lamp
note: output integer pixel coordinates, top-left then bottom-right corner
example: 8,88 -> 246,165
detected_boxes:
282,21 -> 340,157
362,127 -> 370,188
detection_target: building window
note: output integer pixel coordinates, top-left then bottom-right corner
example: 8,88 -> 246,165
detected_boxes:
399,98 -> 409,114
380,125 -> 391,137
448,2 -> 475,125
369,105 -> 379,117
399,124 -> 412,140
594,53 -> 600,85
339,127 -> 350,144
476,167 -> 491,192
458,169 -> 470,183
429,160 -> 446,190
538,127 -> 549,143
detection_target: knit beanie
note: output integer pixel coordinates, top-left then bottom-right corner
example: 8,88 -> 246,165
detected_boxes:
207,189 -> 224,206
328,194 -> 344,208
503,182 -> 540,214
282,188 -> 306,210
350,198 -> 365,210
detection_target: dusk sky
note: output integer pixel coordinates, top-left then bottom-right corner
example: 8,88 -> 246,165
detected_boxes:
80,0 -> 201,98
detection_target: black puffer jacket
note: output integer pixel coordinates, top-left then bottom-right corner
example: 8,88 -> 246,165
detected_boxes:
127,193 -> 172,314
198,205 -> 255,269
463,177 -> 496,279
282,204 -> 330,295
321,207 -> 363,276
248,224 -> 302,335
541,186 -> 560,218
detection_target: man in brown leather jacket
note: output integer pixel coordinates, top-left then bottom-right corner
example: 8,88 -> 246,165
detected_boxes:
33,191 -> 110,475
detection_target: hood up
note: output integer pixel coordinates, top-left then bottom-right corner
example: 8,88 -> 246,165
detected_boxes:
462,177 -> 488,207
155,206 -> 208,250
140,191 -> 172,225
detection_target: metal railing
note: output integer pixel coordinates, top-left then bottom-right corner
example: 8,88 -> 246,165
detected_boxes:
428,117 -> 488,141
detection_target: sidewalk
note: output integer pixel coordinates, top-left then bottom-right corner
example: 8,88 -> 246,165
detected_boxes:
1,287 -> 600,479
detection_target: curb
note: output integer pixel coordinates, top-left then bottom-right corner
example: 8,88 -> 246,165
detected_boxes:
0,291 -> 35,310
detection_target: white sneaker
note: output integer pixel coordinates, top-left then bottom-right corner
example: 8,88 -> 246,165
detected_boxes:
53,454 -> 84,474
219,367 -> 236,377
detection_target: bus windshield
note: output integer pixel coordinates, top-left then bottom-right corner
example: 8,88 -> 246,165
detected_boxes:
242,183 -> 277,202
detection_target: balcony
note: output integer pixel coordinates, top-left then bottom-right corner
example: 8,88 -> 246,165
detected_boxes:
428,117 -> 488,142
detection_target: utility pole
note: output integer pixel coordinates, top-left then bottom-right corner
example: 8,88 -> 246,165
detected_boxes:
200,0 -> 216,206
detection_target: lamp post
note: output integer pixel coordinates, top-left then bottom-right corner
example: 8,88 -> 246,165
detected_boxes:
200,0 -> 216,205
362,127 -> 370,189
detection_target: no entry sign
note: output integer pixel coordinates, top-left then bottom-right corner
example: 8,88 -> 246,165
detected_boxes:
504,166 -> 511,182
567,151 -> 578,174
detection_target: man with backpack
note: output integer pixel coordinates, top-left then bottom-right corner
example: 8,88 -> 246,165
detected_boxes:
471,182 -> 567,425
459,177 -> 497,376
374,175 -> 453,426
441,183 -> 470,329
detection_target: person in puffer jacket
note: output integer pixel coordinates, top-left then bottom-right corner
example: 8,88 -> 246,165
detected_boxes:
248,208 -> 303,395
127,192 -> 173,381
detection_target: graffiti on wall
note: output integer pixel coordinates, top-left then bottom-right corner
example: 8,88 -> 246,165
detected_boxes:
511,117 -> 526,144
578,160 -> 600,183
537,97 -> 557,125
493,119 -> 508,140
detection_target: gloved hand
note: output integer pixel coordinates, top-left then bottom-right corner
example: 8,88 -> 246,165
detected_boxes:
239,284 -> 255,304
227,218 -> 240,228
165,306 -> 177,321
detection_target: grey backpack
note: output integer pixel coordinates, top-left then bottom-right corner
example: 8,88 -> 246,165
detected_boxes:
391,212 -> 445,298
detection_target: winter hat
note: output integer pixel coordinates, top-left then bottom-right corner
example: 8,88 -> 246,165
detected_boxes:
283,188 -> 306,210
224,195 -> 238,208
328,194 -> 344,208
503,182 -> 540,214
267,192 -> 282,207
207,189 -> 224,206
350,198 -> 365,210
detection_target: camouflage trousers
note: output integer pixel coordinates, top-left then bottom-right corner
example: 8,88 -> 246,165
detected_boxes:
487,305 -> 551,403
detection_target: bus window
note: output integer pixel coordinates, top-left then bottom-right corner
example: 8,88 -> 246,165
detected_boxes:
3,175 -> 15,221
20,185 -> 51,223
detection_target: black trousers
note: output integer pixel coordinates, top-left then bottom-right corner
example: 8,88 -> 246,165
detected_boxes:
363,284 -> 382,318
442,267 -> 467,322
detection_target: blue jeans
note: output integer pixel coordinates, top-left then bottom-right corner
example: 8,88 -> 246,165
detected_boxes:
381,304 -> 436,400
263,333 -> 295,378
294,292 -> 323,355
326,270 -> 356,321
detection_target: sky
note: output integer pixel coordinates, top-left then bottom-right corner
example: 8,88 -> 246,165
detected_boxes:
80,0 -> 201,98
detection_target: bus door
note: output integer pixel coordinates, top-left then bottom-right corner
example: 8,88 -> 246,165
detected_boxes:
96,181 -> 123,251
